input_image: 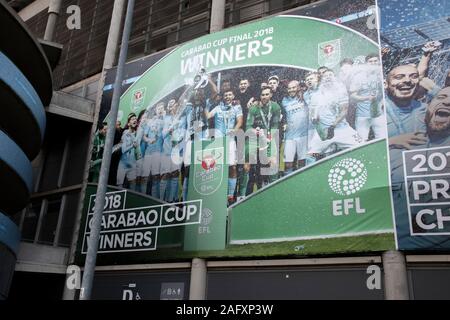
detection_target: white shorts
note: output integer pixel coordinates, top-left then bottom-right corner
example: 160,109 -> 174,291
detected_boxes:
136,158 -> 144,177
308,129 -> 315,144
142,153 -> 161,177
160,150 -> 183,174
226,139 -> 236,166
183,139 -> 212,167
184,140 -> 193,166
117,162 -> 137,185
355,115 -> 386,141
284,136 -> 308,162
308,125 -> 362,154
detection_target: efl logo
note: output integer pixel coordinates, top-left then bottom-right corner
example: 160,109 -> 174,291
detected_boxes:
329,158 -> 367,217
328,158 -> 368,196
198,207 -> 213,235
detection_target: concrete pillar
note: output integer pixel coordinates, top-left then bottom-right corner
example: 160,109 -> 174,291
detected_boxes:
382,251 -> 409,300
210,0 -> 226,33
44,0 -> 62,42
189,258 -> 207,300
63,0 -> 127,300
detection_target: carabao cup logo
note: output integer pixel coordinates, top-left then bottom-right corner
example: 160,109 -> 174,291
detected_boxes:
201,154 -> 216,171
318,39 -> 341,68
194,147 -> 224,196
328,158 -> 367,196
131,88 -> 146,111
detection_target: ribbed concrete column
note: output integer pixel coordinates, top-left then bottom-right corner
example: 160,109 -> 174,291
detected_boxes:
210,0 -> 226,33
43,0 -> 62,41
382,251 -> 409,300
189,258 -> 207,300
63,0 -> 127,300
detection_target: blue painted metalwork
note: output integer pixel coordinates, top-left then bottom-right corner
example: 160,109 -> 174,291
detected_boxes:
0,211 -> 20,255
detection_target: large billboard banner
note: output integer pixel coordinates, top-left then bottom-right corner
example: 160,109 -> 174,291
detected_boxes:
76,0 -> 450,263
379,0 -> 450,250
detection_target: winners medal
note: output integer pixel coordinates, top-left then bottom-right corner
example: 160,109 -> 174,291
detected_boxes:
258,104 -> 272,151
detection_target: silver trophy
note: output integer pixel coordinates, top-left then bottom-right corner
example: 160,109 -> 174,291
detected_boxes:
193,66 -> 209,90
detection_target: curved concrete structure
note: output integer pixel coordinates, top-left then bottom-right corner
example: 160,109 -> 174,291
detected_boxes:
0,51 -> 46,159
0,130 -> 32,214
0,0 -> 53,106
0,0 -> 52,299
0,0 -> 51,216
0,212 -> 21,256
0,211 -> 20,300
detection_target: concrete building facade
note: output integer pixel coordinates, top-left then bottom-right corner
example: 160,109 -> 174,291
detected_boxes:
3,0 -> 450,300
